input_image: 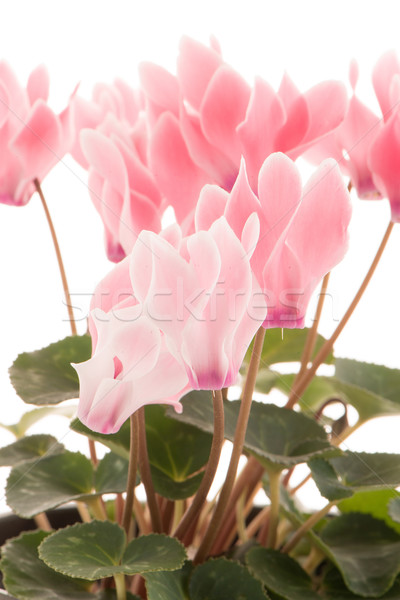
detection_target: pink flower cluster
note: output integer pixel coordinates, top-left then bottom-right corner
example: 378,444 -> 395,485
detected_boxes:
4,38 -> 400,432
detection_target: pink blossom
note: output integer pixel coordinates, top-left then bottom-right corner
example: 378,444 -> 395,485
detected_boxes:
369,52 -> 400,222
305,60 -> 383,200
141,36 -> 347,227
196,153 -> 352,328
73,306 -> 188,434
130,217 -> 266,390
80,126 -> 163,262
0,62 -> 74,206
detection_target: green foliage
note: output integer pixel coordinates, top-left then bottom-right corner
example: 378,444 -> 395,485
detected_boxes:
9,335 -> 91,405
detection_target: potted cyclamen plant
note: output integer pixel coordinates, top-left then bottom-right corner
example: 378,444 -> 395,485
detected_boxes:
1,37 -> 400,600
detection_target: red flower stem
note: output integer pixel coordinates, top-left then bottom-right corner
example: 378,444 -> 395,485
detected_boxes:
122,412 -> 140,536
137,407 -> 162,533
173,389 -> 225,541
194,327 -> 266,564
286,221 -> 394,409
34,178 -> 77,336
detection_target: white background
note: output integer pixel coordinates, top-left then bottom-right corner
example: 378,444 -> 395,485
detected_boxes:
1,0 -> 400,509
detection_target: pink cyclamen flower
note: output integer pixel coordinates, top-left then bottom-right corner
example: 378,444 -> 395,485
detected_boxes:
140,36 -> 348,227
305,60 -> 383,200
196,153 -> 352,328
73,305 -> 189,434
130,217 -> 267,390
0,62 -> 74,206
80,126 -> 163,262
369,51 -> 400,222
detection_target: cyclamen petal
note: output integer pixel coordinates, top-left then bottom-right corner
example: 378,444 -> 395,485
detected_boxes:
132,217 -> 266,390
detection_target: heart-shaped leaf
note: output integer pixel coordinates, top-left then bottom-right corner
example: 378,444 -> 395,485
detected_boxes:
189,558 -> 269,600
0,434 -> 64,467
388,497 -> 400,524
0,530 -> 93,599
9,335 -> 91,405
246,547 -> 320,600
6,451 -> 93,517
321,568 -> 400,599
320,513 -> 400,597
339,490 -> 400,534
246,327 -> 333,366
94,452 -> 131,494
39,522 -> 186,579
145,561 -> 192,600
169,395 -> 338,470
310,453 -> 400,501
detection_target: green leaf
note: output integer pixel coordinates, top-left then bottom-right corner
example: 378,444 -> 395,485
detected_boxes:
94,452 -> 131,494
169,395 -> 337,470
246,547 -> 320,600
339,490 -> 400,534
310,453 -> 400,501
145,561 -> 192,600
39,522 -> 186,579
72,404 -> 212,499
6,451 -> 93,517
246,327 -> 333,366
320,513 -> 400,597
0,593 -> 18,599
321,568 -> 400,599
145,405 -> 212,499
388,496 -> 400,524
0,405 -> 77,438
0,434 -> 64,467
70,417 -> 131,459
9,335 -> 91,405
0,530 -> 93,600
150,466 -> 205,500
189,558 -> 269,600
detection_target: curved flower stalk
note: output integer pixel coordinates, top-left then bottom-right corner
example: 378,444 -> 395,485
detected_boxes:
196,153 -> 352,328
140,36 -> 348,228
0,62 -> 74,206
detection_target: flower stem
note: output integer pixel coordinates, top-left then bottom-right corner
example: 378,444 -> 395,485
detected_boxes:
34,178 -> 77,336
113,573 -> 126,600
173,389 -> 225,541
286,221 -> 394,409
282,500 -> 336,554
137,407 -> 162,533
265,470 -> 281,549
122,412 -> 140,536
194,327 -> 266,564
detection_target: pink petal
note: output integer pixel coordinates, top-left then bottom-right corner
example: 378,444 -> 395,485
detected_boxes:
369,111 -> 400,221
70,96 -> 103,168
373,50 -> 400,121
0,81 -> 10,128
237,77 -> 285,189
149,112 -> 208,222
338,95 -> 382,198
119,188 -> 161,255
224,159 -> 261,244
27,64 -> 50,105
180,103 -> 236,188
177,36 -> 223,110
10,100 -> 62,181
139,62 -> 179,117
290,80 -> 348,159
275,73 -> 309,152
80,130 -> 127,195
200,65 -> 251,165
195,184 -> 229,231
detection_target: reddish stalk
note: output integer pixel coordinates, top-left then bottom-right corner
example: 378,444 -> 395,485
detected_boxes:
173,389 -> 225,541
286,221 -> 394,409
34,178 -> 77,336
194,327 -> 266,564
